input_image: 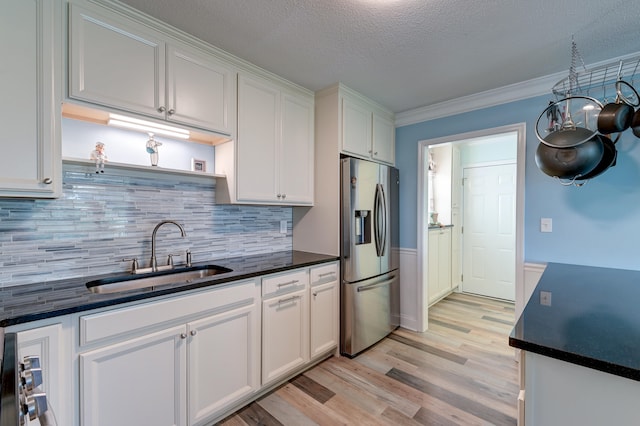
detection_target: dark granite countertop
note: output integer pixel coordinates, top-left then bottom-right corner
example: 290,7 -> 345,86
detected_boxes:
428,224 -> 454,229
0,250 -> 338,327
509,262 -> 640,381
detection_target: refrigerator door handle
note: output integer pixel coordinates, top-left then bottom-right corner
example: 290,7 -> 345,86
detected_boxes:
374,184 -> 387,257
356,275 -> 396,292
379,184 -> 388,256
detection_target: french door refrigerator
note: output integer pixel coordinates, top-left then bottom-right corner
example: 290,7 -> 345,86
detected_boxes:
341,157 -> 400,357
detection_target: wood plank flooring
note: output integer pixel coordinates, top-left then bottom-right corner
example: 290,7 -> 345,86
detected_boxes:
219,293 -> 518,425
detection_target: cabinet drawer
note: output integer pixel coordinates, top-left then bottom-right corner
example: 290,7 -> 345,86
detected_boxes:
262,269 -> 308,298
80,280 -> 257,346
310,263 -> 338,287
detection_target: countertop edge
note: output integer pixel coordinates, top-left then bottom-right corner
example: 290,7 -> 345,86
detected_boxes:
0,251 -> 339,327
509,336 -> 640,382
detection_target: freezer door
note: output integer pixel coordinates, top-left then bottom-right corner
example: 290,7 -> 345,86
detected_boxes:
342,158 -> 381,282
341,272 -> 398,357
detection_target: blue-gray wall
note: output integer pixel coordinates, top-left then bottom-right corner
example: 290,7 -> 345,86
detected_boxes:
396,94 -> 640,270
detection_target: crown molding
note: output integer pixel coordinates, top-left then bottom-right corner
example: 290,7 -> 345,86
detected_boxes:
395,51 -> 640,127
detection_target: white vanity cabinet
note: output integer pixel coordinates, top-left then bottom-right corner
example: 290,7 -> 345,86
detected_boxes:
233,73 -> 314,205
428,227 -> 452,305
261,269 -> 310,385
69,4 -> 235,136
309,263 -> 339,359
77,279 -> 260,426
0,0 -> 62,198
341,88 -> 395,165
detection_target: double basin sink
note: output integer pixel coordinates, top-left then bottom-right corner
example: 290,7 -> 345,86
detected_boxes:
86,264 -> 233,294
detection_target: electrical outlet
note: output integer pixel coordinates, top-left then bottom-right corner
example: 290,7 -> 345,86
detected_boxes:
280,220 -> 287,234
540,291 -> 552,306
540,218 -> 553,233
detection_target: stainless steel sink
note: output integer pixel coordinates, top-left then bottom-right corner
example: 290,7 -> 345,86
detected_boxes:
86,265 -> 233,294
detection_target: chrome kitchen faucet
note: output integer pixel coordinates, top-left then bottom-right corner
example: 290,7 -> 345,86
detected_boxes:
150,220 -> 187,272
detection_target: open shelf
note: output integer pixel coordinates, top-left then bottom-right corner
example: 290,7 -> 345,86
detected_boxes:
62,157 -> 226,179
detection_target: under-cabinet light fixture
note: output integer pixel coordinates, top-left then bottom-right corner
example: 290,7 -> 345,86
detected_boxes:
107,113 -> 191,139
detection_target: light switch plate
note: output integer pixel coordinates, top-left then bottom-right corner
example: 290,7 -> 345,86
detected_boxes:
540,218 -> 552,233
280,220 -> 287,234
540,291 -> 552,306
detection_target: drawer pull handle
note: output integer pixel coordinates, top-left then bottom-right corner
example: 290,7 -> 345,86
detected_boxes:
278,295 -> 299,304
318,272 -> 335,278
277,279 -> 299,288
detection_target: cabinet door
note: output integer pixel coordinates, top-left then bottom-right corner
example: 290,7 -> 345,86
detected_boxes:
310,280 -> 339,358
80,325 -> 187,426
187,303 -> 260,425
262,288 -> 309,385
428,231 -> 440,305
0,0 -> 61,197
280,92 -> 314,204
341,96 -> 372,158
372,112 -> 395,165
69,4 -> 166,118
437,229 -> 452,294
236,74 -> 279,202
166,44 -> 235,135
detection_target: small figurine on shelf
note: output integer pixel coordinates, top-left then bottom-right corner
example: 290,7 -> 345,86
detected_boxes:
146,133 -> 162,166
90,141 -> 107,173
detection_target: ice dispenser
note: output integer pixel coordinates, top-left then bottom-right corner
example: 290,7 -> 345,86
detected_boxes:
354,210 -> 371,245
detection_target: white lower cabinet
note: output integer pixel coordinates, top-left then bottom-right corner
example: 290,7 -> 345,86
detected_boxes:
77,279 -> 260,426
80,325 -> 188,426
428,227 -> 452,305
309,263 -> 339,359
261,269 -> 310,386
187,303 -> 260,425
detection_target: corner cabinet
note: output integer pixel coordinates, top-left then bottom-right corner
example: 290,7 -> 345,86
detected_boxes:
0,0 -> 62,198
69,4 -> 236,136
231,73 -> 314,205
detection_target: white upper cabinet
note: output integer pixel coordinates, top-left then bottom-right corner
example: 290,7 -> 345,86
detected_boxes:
0,0 -> 62,198
341,89 -> 395,165
69,4 -> 235,136
235,73 -> 314,205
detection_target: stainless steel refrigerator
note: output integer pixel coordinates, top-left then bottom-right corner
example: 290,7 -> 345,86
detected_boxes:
341,157 -> 400,357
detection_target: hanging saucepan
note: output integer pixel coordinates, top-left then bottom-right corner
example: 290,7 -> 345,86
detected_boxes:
631,109 -> 640,138
575,134 -> 617,181
535,135 -> 604,180
536,96 -> 603,148
597,80 -> 638,134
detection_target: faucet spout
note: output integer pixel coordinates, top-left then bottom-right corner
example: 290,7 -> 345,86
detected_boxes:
151,220 -> 186,271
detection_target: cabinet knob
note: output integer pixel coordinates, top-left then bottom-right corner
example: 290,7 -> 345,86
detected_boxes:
157,106 -> 166,113
190,330 -> 197,336
281,193 -> 286,199
277,194 -> 282,199
374,151 -> 378,155
42,178 -> 52,185
168,109 -> 175,116
180,332 -> 187,339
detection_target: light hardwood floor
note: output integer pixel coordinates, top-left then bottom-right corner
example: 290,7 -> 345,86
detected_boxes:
220,293 -> 518,425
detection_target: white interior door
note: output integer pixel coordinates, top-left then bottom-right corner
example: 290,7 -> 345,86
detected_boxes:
462,163 -> 516,300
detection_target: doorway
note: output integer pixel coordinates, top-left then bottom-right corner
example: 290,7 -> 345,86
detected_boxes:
416,123 -> 525,331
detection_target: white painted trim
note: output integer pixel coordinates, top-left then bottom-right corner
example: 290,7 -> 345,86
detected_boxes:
417,123 -> 526,332
398,248 -> 419,331
518,262 -> 548,319
396,51 -> 640,127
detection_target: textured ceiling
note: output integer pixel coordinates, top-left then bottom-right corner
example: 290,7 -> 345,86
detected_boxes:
117,0 -> 640,113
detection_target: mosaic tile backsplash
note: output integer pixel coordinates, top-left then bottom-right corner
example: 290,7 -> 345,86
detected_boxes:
0,164 -> 292,287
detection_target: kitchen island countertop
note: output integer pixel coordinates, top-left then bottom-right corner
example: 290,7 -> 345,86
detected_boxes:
0,250 -> 338,327
509,262 -> 640,381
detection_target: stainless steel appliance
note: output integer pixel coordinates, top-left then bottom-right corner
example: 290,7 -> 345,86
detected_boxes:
0,334 -> 57,426
341,157 -> 400,357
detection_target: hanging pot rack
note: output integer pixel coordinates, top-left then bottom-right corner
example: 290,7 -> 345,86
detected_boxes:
551,55 -> 640,101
